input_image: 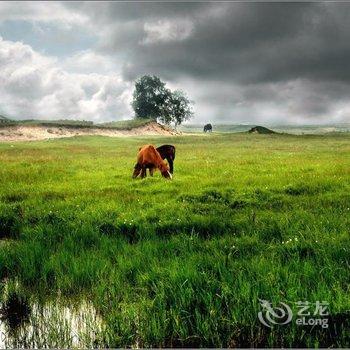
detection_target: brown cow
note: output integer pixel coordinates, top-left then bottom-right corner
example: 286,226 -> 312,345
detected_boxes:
132,145 -> 172,179
145,145 -> 176,176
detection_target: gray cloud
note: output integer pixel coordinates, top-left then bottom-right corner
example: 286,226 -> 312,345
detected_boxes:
103,2 -> 350,84
68,1 -> 350,124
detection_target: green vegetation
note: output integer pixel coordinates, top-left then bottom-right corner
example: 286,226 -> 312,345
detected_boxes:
0,115 -> 16,127
132,75 -> 193,126
0,119 -> 95,129
98,118 -> 154,130
0,132 -> 349,347
14,119 -> 94,127
0,118 -> 154,130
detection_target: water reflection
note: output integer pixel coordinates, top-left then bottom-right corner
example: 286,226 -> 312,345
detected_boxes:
0,295 -> 103,348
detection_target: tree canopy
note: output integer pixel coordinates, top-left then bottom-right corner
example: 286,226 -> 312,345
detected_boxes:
131,75 -> 193,126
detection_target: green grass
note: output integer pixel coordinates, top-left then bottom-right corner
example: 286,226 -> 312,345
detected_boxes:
0,119 -> 94,128
98,118 -> 154,129
0,118 -> 154,130
0,132 -> 350,347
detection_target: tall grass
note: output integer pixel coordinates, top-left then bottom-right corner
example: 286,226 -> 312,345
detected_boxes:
0,133 -> 349,347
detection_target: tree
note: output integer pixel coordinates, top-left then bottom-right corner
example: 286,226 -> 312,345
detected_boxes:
131,75 -> 168,120
158,90 -> 193,128
132,75 -> 193,126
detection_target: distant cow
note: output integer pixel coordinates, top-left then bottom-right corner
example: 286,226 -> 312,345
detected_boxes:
156,145 -> 176,174
203,123 -> 212,132
133,145 -> 172,179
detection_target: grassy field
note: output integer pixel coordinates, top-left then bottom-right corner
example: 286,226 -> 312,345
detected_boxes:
0,132 -> 350,347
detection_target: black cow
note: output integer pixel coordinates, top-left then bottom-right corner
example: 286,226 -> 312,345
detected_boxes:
157,145 -> 176,174
203,123 -> 212,132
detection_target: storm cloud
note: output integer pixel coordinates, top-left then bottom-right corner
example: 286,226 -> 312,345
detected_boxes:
1,2 -> 350,124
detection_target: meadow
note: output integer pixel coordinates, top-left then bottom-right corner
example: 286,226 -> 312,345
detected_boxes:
0,132 -> 349,347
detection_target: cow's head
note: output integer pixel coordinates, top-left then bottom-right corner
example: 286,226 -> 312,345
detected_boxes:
132,163 -> 142,178
162,170 -> 172,179
160,163 -> 172,179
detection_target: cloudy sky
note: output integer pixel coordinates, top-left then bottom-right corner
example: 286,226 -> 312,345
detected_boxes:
1,2 -> 350,125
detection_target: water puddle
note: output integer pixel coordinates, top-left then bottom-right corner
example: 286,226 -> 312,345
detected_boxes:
0,282 -> 103,348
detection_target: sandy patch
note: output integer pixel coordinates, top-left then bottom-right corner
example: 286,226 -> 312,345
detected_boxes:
0,122 -> 180,142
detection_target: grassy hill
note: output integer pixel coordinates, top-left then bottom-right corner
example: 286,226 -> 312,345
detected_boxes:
98,118 -> 154,130
0,115 -> 16,126
0,118 -> 155,130
248,125 -> 276,134
13,119 -> 94,127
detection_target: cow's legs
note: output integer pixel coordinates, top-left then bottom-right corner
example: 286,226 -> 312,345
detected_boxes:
168,158 -> 174,174
149,166 -> 155,176
141,166 -> 147,179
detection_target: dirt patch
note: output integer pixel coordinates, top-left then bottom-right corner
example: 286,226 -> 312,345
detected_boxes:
0,122 -> 179,142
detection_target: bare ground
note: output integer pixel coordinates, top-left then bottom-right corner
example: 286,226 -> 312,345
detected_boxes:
0,122 -> 179,142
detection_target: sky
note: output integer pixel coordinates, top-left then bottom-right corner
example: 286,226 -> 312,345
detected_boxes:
1,1 -> 350,125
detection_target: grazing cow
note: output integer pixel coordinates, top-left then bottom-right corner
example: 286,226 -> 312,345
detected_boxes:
147,144 -> 176,176
133,145 -> 172,179
203,123 -> 212,132
156,145 -> 176,174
